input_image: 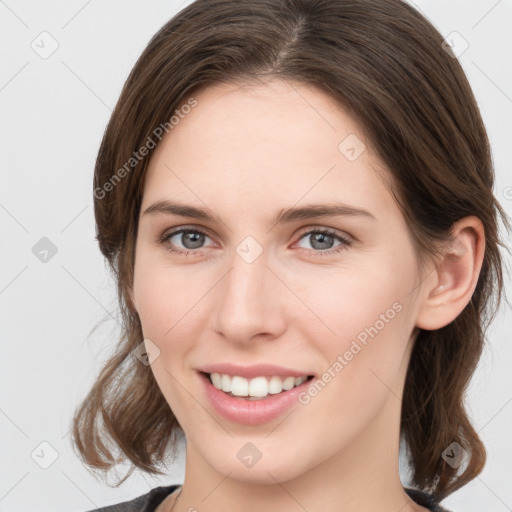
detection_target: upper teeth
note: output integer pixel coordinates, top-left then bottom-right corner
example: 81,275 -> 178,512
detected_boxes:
209,373 -> 308,397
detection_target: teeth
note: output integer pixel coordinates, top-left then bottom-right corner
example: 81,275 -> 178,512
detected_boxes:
210,372 -> 222,389
268,376 -> 283,395
209,373 -> 309,398
231,376 -> 248,396
248,376 -> 268,397
221,373 -> 231,392
282,376 -> 296,390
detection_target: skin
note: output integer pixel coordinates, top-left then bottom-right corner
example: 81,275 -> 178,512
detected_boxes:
129,79 -> 485,512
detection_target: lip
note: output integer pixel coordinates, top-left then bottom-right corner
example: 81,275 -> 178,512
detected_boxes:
199,371 -> 315,426
197,362 -> 312,379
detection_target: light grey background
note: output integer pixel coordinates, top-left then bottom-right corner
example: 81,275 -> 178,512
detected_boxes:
1,1 -> 510,511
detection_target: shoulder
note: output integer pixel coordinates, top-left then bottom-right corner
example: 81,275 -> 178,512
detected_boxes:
83,484 -> 180,512
404,487 -> 453,512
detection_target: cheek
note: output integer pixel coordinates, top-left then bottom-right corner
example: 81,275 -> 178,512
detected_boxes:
133,257 -> 207,341
284,258 -> 417,419
299,261 -> 416,405
287,259 -> 414,352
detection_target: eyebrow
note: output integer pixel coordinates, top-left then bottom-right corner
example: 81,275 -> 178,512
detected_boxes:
142,200 -> 376,225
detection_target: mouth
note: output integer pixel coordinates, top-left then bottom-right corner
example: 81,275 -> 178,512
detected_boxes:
198,370 -> 316,425
201,371 -> 315,401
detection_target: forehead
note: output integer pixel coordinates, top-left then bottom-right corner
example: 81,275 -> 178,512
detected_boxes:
168,79 -> 364,157
141,79 -> 394,220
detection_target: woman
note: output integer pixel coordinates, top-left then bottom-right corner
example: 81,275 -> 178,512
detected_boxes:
72,0 -> 510,511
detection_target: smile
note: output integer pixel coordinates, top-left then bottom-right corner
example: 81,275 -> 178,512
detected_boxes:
209,373 -> 310,399
199,371 -> 315,425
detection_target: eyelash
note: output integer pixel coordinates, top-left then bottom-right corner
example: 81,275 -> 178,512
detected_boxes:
158,225 -> 353,258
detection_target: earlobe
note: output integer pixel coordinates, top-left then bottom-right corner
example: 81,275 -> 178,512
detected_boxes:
415,216 -> 485,331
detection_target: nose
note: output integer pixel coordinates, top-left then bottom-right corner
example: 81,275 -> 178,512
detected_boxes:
209,248 -> 287,345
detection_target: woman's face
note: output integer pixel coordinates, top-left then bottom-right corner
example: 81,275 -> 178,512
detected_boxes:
131,79 -> 430,485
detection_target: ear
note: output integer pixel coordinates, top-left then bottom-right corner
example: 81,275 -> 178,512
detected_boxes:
415,216 -> 485,331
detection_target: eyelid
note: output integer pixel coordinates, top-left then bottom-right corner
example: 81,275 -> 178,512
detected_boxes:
294,225 -> 353,243
158,225 -> 216,246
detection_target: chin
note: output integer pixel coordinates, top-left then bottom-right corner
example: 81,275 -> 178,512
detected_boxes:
198,442 -> 315,485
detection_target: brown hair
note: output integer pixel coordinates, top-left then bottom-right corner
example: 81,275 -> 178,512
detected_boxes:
71,0 -> 510,501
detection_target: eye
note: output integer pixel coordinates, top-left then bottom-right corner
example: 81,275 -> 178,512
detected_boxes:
158,226 -> 353,257
295,228 -> 352,256
159,227 -> 215,256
